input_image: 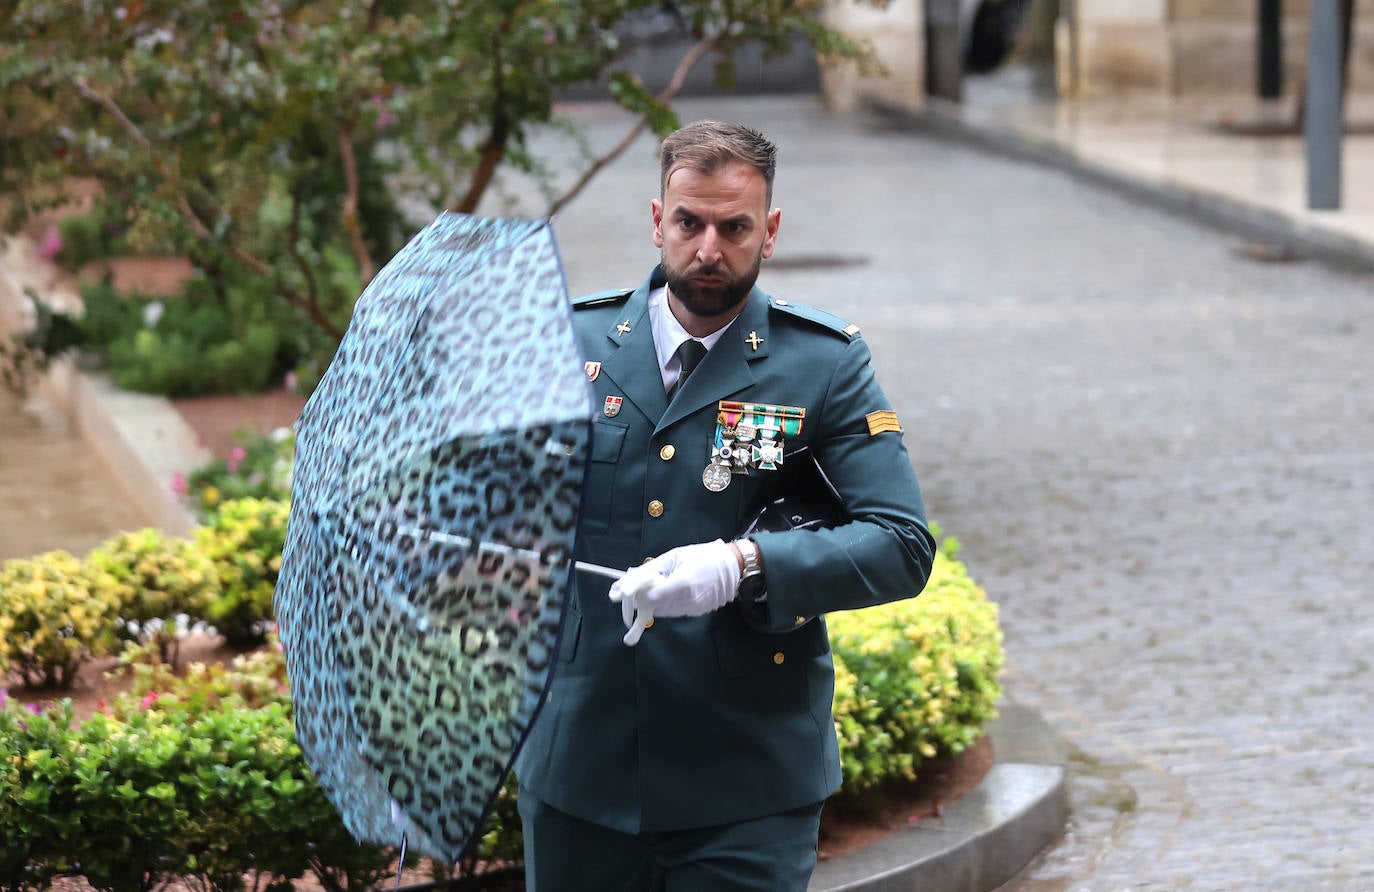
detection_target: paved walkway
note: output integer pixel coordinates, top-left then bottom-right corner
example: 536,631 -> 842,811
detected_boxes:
953,66 -> 1374,267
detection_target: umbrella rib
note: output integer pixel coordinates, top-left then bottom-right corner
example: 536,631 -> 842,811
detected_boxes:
405,527 -> 623,580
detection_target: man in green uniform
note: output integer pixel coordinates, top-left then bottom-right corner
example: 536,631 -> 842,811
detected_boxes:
514,120 -> 935,891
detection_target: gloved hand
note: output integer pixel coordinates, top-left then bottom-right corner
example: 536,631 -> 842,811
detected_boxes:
608,540 -> 742,646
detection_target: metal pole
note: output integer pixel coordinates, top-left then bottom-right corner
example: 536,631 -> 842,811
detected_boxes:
1259,0 -> 1283,98
1305,0 -> 1343,209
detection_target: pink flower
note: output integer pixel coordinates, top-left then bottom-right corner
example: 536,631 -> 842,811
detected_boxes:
169,472 -> 188,496
283,371 -> 299,393
37,225 -> 63,261
140,692 -> 160,710
228,446 -> 247,473
371,94 -> 394,132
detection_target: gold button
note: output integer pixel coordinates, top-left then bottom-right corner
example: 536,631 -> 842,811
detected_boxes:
642,556 -> 655,565
794,616 -> 807,627
647,500 -> 665,518
659,444 -> 676,461
773,652 -> 785,665
644,618 -> 654,629
775,299 -> 789,306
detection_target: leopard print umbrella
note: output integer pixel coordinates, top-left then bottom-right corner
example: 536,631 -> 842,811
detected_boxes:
275,212 -> 592,862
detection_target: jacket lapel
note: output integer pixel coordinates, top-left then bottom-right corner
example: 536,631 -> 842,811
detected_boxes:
598,272 -> 667,424
656,286 -> 770,435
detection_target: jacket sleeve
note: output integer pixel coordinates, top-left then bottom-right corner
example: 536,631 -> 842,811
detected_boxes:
748,336 -> 936,629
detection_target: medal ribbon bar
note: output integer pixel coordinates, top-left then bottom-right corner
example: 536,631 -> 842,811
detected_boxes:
717,401 -> 805,437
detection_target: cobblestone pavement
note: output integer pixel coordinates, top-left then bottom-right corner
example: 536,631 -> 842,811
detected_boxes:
516,96 -> 1374,889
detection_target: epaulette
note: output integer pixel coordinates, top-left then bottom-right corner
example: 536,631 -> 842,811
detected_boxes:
572,288 -> 632,309
767,296 -> 861,341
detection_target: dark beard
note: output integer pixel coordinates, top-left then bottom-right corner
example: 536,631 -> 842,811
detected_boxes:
661,252 -> 761,319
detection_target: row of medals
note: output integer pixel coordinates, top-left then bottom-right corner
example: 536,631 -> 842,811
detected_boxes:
702,422 -> 784,493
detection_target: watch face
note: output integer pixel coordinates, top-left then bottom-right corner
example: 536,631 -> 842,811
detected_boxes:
738,573 -> 767,601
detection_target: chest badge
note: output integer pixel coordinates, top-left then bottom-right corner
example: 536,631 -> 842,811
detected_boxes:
703,401 -> 807,491
603,395 -> 623,417
585,361 -> 601,382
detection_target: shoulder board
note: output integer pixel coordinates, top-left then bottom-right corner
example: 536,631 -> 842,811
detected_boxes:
767,297 -> 860,340
572,288 -> 632,309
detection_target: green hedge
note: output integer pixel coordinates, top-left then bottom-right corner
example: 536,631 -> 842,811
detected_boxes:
0,551 -> 121,689
0,517 -> 1002,887
0,501 -> 285,684
829,539 -> 1003,795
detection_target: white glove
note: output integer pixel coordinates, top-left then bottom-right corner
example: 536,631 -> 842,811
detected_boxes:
608,540 -> 742,646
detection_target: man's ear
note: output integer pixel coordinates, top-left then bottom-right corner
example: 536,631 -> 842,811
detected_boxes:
761,208 -> 781,259
651,198 -> 665,248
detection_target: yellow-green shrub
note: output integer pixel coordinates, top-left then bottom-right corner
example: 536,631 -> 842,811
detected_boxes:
193,498 -> 288,645
86,528 -> 221,665
829,543 -> 1004,793
0,551 -> 121,689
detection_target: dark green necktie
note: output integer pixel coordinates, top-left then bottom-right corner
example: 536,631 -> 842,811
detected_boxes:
669,339 -> 707,399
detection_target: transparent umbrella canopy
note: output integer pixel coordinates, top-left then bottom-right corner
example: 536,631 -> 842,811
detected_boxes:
275,212 -> 596,862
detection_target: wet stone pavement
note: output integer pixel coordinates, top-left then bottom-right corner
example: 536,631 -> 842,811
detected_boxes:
0,389 -> 145,561
520,96 -> 1374,889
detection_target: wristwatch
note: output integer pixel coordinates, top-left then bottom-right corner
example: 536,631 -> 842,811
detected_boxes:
736,538 -> 766,599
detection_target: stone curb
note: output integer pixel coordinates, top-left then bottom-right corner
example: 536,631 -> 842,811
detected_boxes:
810,702 -> 1068,892
869,97 -> 1374,276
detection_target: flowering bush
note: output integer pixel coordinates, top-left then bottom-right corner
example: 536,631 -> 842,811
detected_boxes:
85,528 -> 220,666
0,551 -> 121,689
193,499 -> 290,645
0,523 -> 1003,887
185,426 -> 295,515
828,538 -> 1004,794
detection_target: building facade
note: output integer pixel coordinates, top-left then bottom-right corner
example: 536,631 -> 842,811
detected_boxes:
823,0 -> 1374,107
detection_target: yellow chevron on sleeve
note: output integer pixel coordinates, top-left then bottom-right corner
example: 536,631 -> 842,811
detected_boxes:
865,410 -> 902,436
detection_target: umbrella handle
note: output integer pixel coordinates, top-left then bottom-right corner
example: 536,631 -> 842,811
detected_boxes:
574,561 -> 626,580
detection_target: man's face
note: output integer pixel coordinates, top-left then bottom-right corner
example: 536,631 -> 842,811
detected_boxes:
652,162 -> 781,325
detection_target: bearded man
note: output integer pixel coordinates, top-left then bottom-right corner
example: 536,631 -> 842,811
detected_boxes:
514,119 -> 935,892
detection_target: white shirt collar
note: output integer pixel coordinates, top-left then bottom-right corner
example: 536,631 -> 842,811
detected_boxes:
647,286 -> 735,392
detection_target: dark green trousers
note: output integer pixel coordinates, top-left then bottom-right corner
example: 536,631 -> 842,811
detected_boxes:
518,788 -> 823,892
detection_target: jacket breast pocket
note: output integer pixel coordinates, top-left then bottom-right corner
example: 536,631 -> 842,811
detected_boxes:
580,420 -> 628,530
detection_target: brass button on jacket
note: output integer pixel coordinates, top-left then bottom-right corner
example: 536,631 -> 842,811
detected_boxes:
647,500 -> 665,518
659,444 -> 676,461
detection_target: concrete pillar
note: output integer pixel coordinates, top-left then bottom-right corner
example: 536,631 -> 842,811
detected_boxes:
1064,0 -> 1172,96
821,0 -> 924,112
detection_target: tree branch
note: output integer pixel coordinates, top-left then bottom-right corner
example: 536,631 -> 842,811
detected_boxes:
547,32 -> 718,218
338,127 -> 376,286
454,26 -> 513,214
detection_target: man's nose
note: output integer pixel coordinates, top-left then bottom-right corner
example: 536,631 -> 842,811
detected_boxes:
696,227 -> 723,264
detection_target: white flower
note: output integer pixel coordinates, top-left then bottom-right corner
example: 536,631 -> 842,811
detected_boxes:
270,426 -> 292,443
143,301 -> 164,328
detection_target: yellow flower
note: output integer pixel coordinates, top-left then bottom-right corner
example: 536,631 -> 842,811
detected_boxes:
203,486 -> 221,507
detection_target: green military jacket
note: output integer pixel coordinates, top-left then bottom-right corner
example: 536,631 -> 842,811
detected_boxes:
515,266 -> 935,834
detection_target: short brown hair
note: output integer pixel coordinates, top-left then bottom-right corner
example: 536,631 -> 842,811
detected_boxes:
658,120 -> 778,205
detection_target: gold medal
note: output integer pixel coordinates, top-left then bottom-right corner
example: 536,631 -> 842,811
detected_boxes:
702,462 -> 732,492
